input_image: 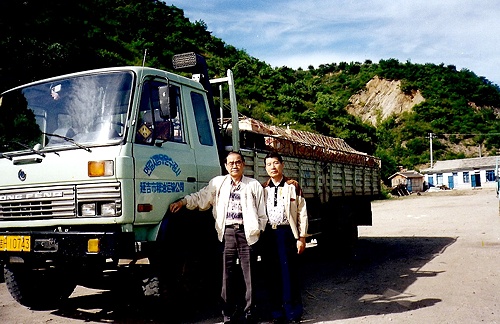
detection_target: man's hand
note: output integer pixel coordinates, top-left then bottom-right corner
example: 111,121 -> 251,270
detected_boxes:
169,199 -> 185,213
297,237 -> 306,254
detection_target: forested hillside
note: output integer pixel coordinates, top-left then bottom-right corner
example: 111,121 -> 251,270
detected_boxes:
2,0 -> 500,181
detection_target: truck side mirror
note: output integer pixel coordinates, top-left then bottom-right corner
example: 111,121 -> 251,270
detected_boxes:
158,85 -> 177,119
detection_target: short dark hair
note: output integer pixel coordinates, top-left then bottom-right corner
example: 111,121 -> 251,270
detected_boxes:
225,151 -> 245,164
264,151 -> 283,164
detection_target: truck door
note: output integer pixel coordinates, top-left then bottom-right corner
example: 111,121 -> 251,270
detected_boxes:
186,89 -> 222,188
133,79 -> 197,224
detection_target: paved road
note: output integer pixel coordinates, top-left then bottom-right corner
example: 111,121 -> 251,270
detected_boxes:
1,188 -> 499,323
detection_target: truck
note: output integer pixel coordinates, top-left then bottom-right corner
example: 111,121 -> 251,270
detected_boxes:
0,53 -> 380,309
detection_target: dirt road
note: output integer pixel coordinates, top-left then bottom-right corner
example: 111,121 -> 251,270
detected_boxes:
1,188 -> 499,323
303,188 -> 500,324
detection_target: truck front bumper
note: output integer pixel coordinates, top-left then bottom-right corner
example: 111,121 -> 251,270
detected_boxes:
0,230 -> 136,264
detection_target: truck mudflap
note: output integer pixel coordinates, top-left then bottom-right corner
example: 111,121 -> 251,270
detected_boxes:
0,231 -> 136,262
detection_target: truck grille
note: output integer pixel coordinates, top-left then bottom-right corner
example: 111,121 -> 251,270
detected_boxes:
0,182 -> 121,220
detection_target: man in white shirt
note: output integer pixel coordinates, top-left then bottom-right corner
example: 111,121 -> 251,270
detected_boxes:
169,151 -> 267,323
262,152 -> 308,323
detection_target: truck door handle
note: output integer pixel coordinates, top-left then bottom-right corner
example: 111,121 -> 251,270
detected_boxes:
187,177 -> 196,182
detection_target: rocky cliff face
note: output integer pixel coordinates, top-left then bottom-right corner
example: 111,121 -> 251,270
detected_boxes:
346,76 -> 425,127
347,76 -> 491,159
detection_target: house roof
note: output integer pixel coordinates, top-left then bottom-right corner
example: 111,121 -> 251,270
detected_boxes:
388,170 -> 424,180
420,156 -> 500,174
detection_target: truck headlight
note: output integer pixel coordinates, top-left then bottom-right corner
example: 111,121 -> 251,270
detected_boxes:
101,203 -> 117,216
81,203 -> 96,216
88,160 -> 114,177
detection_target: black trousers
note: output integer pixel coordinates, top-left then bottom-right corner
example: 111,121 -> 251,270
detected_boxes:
262,224 -> 303,321
222,225 -> 254,321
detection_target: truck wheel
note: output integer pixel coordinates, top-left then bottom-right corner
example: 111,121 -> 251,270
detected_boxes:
319,200 -> 359,257
338,223 -> 358,255
4,264 -> 76,310
152,210 -> 221,316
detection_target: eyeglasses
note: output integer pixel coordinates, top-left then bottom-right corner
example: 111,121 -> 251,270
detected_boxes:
226,160 -> 243,167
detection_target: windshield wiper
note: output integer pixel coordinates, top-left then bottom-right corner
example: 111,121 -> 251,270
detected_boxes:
43,132 -> 92,153
11,141 -> 46,158
0,152 -> 13,160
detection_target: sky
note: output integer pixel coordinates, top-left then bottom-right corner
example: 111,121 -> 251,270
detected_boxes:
167,0 -> 500,86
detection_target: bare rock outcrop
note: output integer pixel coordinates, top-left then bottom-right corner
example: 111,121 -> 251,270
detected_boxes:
346,76 -> 425,126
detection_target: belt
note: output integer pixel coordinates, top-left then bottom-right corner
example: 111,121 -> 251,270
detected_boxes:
268,224 -> 289,230
226,223 -> 244,229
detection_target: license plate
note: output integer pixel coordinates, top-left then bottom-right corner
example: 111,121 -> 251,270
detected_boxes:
0,235 -> 31,252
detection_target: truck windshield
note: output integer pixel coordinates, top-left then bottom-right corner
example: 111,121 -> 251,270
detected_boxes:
0,71 -> 133,155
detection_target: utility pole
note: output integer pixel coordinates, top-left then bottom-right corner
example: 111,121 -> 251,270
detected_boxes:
429,132 -> 433,168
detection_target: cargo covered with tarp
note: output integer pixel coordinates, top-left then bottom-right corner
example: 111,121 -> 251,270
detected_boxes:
223,116 -> 380,168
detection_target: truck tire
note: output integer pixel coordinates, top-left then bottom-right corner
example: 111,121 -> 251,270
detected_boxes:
151,210 -> 221,316
318,199 -> 358,258
337,222 -> 358,255
4,264 -> 76,310
336,203 -> 360,259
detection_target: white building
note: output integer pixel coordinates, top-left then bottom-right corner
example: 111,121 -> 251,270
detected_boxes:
420,156 -> 500,190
